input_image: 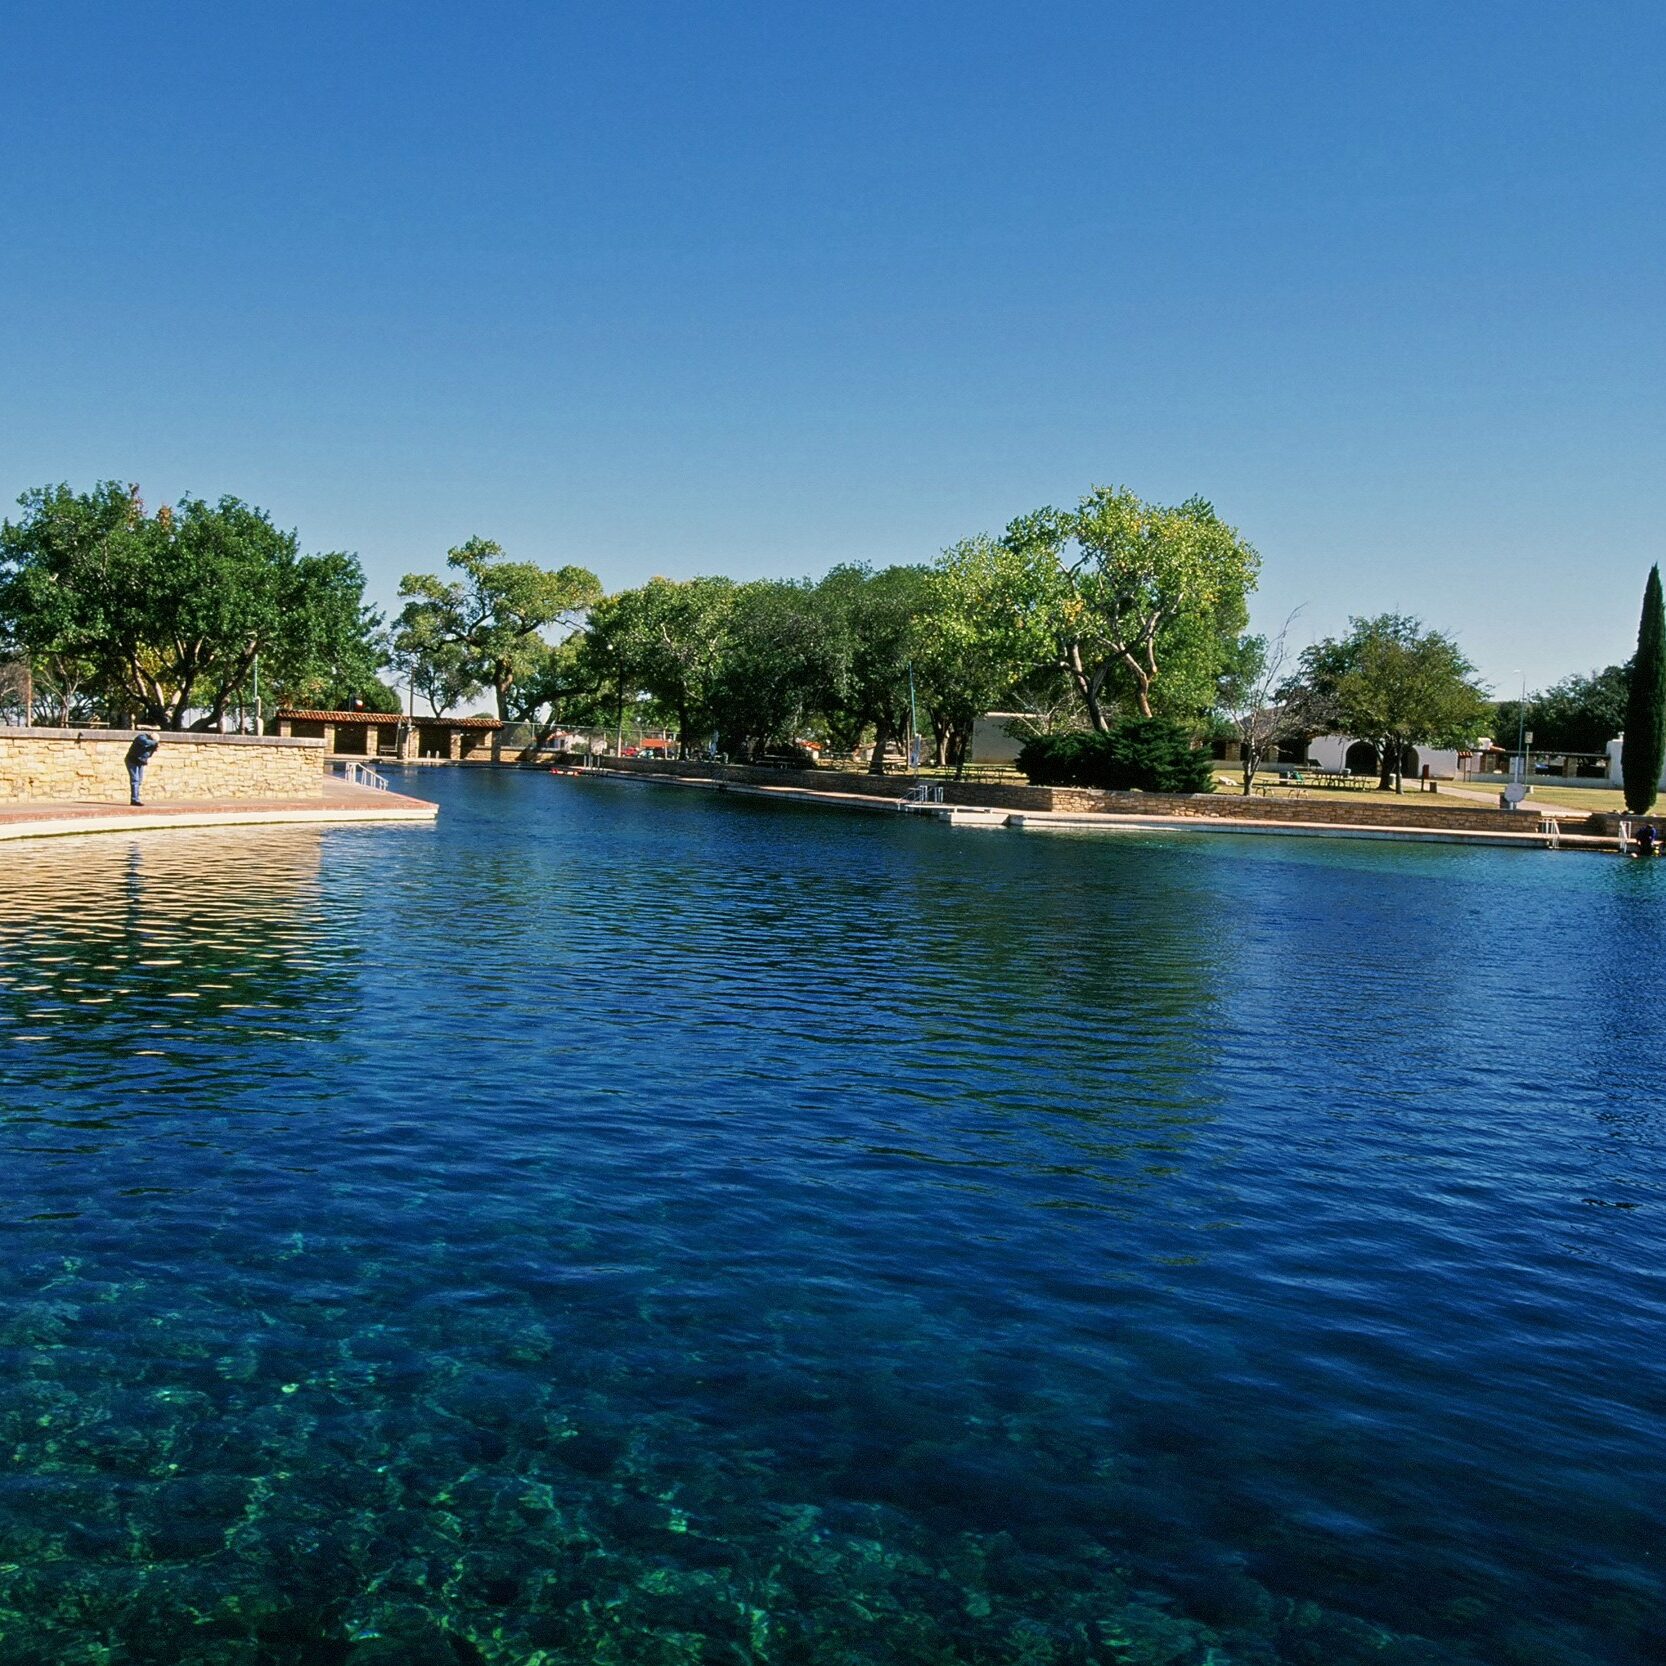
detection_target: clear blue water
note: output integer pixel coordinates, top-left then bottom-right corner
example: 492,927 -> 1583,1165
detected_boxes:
1,768 -> 1662,1666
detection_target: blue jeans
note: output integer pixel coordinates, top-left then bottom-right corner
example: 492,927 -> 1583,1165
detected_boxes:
128,763 -> 146,804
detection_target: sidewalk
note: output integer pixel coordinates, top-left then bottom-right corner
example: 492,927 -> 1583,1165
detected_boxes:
0,778 -> 438,841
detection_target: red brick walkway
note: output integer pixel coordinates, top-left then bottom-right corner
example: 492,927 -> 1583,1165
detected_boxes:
0,779 -> 436,833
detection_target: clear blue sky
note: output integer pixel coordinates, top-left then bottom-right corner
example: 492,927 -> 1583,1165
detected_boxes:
3,1 -> 1661,694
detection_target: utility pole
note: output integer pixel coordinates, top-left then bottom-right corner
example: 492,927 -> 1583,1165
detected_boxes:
907,662 -> 920,769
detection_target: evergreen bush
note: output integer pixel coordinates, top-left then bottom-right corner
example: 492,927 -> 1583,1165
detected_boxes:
1017,720 -> 1214,793
1622,566 -> 1666,815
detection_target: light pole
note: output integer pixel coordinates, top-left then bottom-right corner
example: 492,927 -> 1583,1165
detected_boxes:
1509,670 -> 1527,783
907,662 -> 920,770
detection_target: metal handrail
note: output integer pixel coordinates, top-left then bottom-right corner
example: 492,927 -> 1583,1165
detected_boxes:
899,782 -> 945,809
330,760 -> 390,791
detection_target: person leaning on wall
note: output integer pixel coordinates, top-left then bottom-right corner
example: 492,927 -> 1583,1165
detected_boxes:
124,729 -> 159,806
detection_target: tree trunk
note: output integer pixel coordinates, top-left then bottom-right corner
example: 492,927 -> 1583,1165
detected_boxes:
868,716 -> 891,775
1066,644 -> 1109,732
1377,738 -> 1394,792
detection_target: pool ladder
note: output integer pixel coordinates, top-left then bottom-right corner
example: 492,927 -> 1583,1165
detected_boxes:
331,760 -> 391,791
898,782 -> 945,812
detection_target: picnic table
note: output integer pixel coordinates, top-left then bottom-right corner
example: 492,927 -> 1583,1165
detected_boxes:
1254,770 -> 1375,795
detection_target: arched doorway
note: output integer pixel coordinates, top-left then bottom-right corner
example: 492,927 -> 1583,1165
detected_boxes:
1343,741 -> 1420,779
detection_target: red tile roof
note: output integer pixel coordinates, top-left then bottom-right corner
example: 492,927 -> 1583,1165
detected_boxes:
275,708 -> 503,729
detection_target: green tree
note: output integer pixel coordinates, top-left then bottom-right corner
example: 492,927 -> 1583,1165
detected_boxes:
928,532 -> 1070,713
707,581 -> 836,759
569,587 -> 664,749
259,548 -> 393,716
1295,614 -> 1490,792
389,609 -> 484,717
613,576 -> 739,751
1494,664 -> 1631,757
1622,566 -> 1666,813
915,544 -> 1026,769
512,631 -> 619,733
2,486 -> 385,730
109,499 -> 373,729
815,565 -> 932,772
0,481 -> 139,726
395,538 -> 602,720
958,486 -> 1259,730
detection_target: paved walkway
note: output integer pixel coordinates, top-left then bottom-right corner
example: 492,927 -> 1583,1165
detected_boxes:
0,779 -> 438,841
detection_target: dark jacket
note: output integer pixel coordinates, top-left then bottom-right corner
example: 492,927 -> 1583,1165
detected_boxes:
125,733 -> 160,768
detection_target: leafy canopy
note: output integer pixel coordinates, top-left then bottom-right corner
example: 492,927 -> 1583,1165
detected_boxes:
1,482 -> 387,728
941,486 -> 1259,730
1294,614 -> 1490,786
1495,664 -> 1631,757
395,538 -> 602,720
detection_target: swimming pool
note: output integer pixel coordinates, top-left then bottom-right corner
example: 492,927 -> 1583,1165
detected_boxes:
1,768 -> 1659,1663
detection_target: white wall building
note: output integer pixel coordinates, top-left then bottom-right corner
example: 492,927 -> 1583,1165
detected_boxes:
1303,735 -> 1463,780
1604,737 -> 1666,791
970,712 -> 1035,767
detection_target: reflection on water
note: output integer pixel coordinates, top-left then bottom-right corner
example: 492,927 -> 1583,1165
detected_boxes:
0,777 -> 1662,1665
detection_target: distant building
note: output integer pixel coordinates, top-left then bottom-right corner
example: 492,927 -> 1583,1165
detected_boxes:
970,713 -> 1037,767
1604,737 -> 1666,790
273,708 -> 502,762
1304,736 -> 1463,780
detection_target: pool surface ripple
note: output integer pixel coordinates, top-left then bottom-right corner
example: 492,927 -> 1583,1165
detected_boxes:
0,768 -> 1661,1664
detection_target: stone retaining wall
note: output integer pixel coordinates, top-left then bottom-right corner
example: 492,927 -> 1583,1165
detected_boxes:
596,757 -> 1589,834
0,729 -> 325,804
1070,791 -> 1547,834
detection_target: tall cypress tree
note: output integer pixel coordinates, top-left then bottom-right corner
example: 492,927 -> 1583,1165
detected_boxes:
1622,565 -> 1666,813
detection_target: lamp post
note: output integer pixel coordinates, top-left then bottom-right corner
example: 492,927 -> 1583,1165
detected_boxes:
907,662 -> 920,770
1513,670 -> 1527,783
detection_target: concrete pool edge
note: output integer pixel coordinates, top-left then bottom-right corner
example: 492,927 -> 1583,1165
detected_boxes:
578,767 -> 1616,851
0,782 -> 439,842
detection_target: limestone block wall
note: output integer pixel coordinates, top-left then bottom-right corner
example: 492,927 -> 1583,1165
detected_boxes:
0,729 -> 326,804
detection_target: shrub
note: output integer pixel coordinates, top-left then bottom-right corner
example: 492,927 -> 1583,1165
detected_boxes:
1623,565 -> 1666,814
1016,719 -> 1215,793
1015,730 -> 1115,787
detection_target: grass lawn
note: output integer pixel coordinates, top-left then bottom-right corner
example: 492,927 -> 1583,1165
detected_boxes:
1479,784 -> 1632,814
1210,773 -> 1448,805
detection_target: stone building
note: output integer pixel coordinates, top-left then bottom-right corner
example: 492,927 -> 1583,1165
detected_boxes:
273,708 -> 502,762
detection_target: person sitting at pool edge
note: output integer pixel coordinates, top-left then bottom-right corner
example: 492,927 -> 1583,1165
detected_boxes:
125,729 -> 159,805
